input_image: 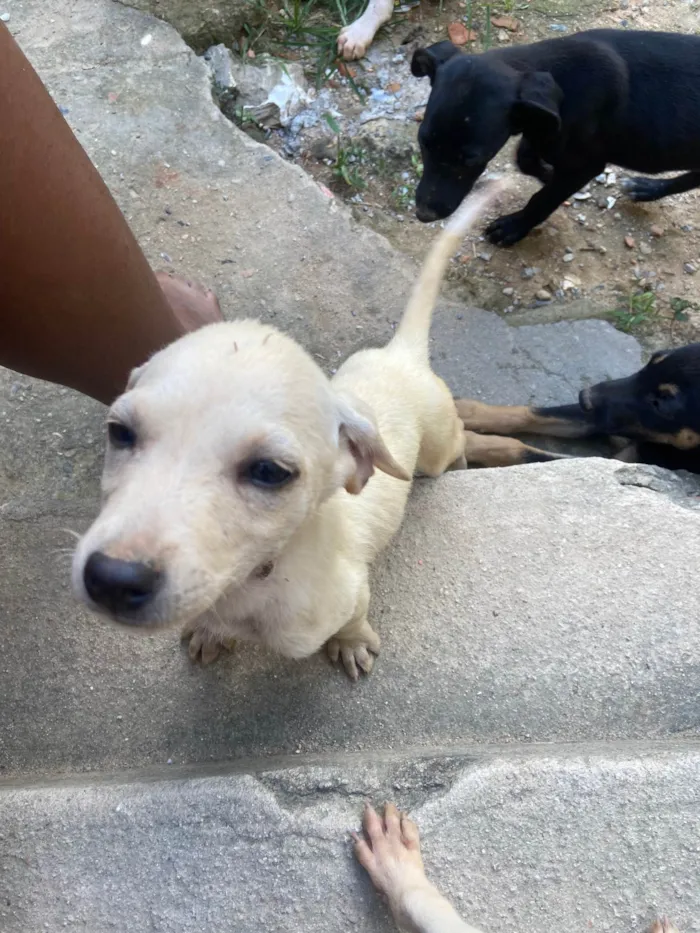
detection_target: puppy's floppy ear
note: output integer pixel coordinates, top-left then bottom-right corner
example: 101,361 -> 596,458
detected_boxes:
411,41 -> 463,83
126,363 -> 146,391
512,71 -> 562,139
335,395 -> 410,495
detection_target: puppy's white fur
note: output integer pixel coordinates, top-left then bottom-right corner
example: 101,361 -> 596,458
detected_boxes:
72,182 -> 506,678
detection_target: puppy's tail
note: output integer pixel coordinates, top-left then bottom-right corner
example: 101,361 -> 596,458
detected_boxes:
391,179 -> 508,362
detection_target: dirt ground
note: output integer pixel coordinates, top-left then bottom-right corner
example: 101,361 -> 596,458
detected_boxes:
241,0 -> 700,350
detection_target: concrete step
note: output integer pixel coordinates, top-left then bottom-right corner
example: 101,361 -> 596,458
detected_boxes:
2,460 -> 699,778
1,741 -> 698,933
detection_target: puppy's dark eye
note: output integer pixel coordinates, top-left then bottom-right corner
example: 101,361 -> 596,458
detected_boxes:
108,421 -> 136,450
244,460 -> 296,489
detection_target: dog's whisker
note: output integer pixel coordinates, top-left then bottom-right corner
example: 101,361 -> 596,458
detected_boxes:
60,527 -> 82,542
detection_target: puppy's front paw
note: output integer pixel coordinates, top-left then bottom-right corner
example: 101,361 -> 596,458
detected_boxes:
486,211 -> 531,246
181,619 -> 235,666
648,919 -> 680,933
327,628 -> 380,681
621,176 -> 667,202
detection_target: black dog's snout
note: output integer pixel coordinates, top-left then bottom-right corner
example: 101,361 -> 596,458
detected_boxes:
84,552 -> 162,618
415,204 -> 441,223
579,387 -> 594,411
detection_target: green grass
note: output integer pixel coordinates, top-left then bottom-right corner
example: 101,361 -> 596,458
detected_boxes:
323,112 -> 366,190
610,291 -> 658,333
240,0 -> 369,85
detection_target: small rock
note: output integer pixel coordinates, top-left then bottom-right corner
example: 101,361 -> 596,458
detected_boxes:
497,29 -> 509,43
536,288 -> 552,301
613,211 -> 622,219
599,245 -> 608,255
491,14 -> 519,31
478,252 -> 492,262
549,23 -> 568,32
414,108 -> 426,122
573,191 -> 591,200
386,82 -> 401,94
576,214 -> 587,225
681,224 -> 694,233
639,242 -> 652,255
606,196 -> 617,209
683,262 -> 697,275
563,253 -> 574,263
606,172 -> 617,186
522,267 -> 539,279
502,286 -> 514,296
561,275 -> 582,290
0,12 -> 10,22
650,224 -> 664,238
624,235 -> 636,249
595,173 -> 607,183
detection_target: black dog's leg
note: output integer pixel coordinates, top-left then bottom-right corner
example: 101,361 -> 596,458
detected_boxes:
456,399 -> 598,438
515,139 -> 553,184
486,165 -> 604,246
621,171 -> 700,202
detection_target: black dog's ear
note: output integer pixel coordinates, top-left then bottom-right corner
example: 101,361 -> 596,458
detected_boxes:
411,42 -> 462,82
512,71 -> 562,139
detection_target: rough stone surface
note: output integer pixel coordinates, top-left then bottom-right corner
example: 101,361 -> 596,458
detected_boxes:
2,460 -> 699,778
115,0 -> 253,50
1,746 -> 698,933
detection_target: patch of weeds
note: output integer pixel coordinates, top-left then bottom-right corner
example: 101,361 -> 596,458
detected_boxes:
390,154 -> 423,210
240,0 -> 368,87
670,297 -> 699,324
610,290 -> 658,333
323,113 -> 366,190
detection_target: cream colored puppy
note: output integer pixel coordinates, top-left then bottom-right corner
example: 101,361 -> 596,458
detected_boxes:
355,803 -> 681,933
72,181 -> 505,679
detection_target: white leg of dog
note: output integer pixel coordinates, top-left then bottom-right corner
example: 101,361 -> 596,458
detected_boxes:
337,0 -> 394,60
354,803 -> 485,933
326,579 -> 380,681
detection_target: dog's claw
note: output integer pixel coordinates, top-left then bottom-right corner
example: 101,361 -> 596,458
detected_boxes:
181,621 -> 235,666
326,633 -> 380,680
485,211 -> 530,247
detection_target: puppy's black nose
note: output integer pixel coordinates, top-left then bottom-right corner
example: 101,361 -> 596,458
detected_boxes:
83,552 -> 162,618
416,204 -> 440,223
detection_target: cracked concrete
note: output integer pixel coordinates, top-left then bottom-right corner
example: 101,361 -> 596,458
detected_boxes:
1,745 -> 698,933
0,2 -> 698,932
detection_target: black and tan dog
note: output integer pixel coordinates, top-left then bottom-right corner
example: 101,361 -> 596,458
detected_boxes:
411,29 -> 700,244
456,344 -> 700,473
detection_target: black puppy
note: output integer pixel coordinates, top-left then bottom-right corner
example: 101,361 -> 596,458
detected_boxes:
411,30 -> 700,245
455,343 -> 700,473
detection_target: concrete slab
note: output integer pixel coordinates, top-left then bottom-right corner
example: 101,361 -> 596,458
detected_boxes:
1,743 -> 698,933
2,460 -> 698,778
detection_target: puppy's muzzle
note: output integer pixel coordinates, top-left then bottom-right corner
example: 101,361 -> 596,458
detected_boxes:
83,552 -> 163,620
579,387 -> 593,411
416,204 -> 441,223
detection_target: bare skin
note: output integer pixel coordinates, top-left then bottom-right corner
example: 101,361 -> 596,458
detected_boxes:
0,24 -> 221,406
353,803 -> 681,933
